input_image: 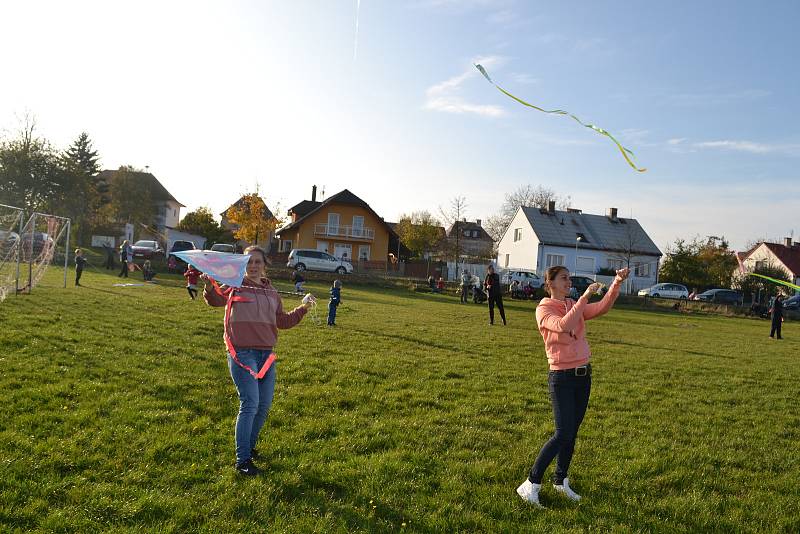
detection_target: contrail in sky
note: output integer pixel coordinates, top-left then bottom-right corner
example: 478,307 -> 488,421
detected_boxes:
354,0 -> 361,61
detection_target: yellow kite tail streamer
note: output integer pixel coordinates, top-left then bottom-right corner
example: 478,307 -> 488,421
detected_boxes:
474,64 -> 647,172
748,273 -> 800,292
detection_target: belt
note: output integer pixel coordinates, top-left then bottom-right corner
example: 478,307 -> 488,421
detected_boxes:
551,364 -> 591,376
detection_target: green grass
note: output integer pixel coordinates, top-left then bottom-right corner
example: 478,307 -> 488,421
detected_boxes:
1,266 -> 799,533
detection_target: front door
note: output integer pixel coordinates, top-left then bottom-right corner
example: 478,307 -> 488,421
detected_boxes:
334,243 -> 352,262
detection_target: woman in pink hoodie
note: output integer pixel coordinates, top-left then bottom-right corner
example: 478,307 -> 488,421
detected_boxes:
517,265 -> 630,507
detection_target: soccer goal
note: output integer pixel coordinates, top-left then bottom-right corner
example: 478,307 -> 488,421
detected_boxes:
16,211 -> 71,294
0,204 -> 25,302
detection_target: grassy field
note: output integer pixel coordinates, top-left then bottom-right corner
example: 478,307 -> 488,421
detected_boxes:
1,265 -> 798,533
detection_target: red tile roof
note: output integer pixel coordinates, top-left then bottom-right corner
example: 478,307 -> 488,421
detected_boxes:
759,242 -> 800,276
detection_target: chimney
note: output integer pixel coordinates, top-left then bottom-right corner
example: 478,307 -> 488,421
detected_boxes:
547,200 -> 555,214
476,219 -> 482,227
462,217 -> 467,223
608,207 -> 618,221
785,237 -> 792,247
311,185 -> 317,202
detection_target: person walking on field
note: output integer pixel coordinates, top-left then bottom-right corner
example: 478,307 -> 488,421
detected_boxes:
517,266 -> 630,507
203,245 -> 314,476
74,248 -> 87,286
769,294 -> 784,339
484,264 -> 506,325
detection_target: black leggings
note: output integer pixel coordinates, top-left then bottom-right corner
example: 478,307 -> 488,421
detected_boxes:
488,294 -> 506,324
770,318 -> 782,338
529,367 -> 591,485
187,287 -> 198,299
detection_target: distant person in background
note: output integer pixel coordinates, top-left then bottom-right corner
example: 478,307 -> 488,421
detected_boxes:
436,277 -> 445,294
103,243 -> 115,270
142,259 -> 155,281
291,270 -> 305,293
484,264 -> 506,325
460,270 -> 472,303
184,265 -> 201,300
688,288 -> 698,300
118,240 -> 132,278
769,294 -> 784,339
167,255 -> 177,273
74,248 -> 87,286
328,279 -> 342,326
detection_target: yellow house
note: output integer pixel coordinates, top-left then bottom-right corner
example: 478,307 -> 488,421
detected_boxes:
275,187 -> 396,263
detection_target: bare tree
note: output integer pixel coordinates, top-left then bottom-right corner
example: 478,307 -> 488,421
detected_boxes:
485,185 -> 572,242
439,196 -> 468,272
605,220 -> 655,294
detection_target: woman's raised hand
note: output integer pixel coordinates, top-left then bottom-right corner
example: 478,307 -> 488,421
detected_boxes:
583,283 -> 602,299
615,268 -> 631,282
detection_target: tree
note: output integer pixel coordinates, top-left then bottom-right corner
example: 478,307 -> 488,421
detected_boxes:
0,115 -> 65,214
485,185 -> 572,242
732,261 -> 791,303
178,206 -> 234,245
226,193 -> 280,245
58,132 -> 102,244
439,196 -> 468,267
659,236 -> 738,291
108,166 -> 155,225
395,211 -> 442,259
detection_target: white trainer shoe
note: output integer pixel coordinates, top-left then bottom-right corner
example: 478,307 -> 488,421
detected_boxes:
516,479 -> 543,507
553,477 -> 581,501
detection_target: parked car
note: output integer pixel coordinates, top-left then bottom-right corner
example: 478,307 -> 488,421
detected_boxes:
500,269 -> 543,289
209,243 -> 236,254
131,240 -> 164,259
0,230 -> 19,257
782,294 -> 800,310
20,232 -> 54,258
568,275 -> 608,299
694,289 -> 743,305
638,283 -> 689,299
168,240 -> 198,265
287,249 -> 353,274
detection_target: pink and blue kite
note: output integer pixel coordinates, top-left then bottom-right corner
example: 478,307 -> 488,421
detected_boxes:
171,250 -> 250,288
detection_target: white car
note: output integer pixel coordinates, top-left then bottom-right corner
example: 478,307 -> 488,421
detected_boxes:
287,249 -> 353,274
638,283 -> 689,299
500,269 -> 543,288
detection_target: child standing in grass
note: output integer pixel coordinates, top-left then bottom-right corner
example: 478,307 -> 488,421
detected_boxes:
184,265 -> 201,300
291,270 -> 305,294
74,249 -> 87,286
327,279 -> 341,326
202,245 -> 313,476
516,265 -> 629,508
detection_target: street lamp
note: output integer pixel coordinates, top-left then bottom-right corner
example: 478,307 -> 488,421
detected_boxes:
575,236 -> 582,272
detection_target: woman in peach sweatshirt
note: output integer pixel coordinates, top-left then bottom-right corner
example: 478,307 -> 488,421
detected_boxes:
517,265 -> 630,507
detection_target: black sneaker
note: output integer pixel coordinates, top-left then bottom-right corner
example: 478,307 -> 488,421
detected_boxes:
250,448 -> 261,460
235,458 -> 260,476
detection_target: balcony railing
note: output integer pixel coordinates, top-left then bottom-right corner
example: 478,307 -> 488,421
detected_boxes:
314,223 -> 374,241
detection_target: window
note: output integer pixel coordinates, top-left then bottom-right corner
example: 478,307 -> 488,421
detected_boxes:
576,256 -> 595,274
607,259 -> 624,270
173,209 -> 177,217
358,245 -> 370,260
282,240 -> 292,252
352,215 -> 364,237
514,228 -> 522,242
504,254 -> 510,267
463,230 -> 470,237
755,260 -> 767,270
635,263 -> 651,277
546,254 -> 565,268
327,213 -> 340,235
472,230 -> 478,237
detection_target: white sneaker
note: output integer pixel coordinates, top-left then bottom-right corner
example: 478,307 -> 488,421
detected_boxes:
553,477 -> 581,501
516,479 -> 543,507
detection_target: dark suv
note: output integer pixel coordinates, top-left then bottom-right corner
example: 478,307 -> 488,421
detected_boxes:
695,289 -> 743,305
168,240 -> 197,264
131,240 -> 164,259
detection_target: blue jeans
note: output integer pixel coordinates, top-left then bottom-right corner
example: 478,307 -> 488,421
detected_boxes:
529,365 -> 591,484
228,349 -> 276,464
328,300 -> 339,325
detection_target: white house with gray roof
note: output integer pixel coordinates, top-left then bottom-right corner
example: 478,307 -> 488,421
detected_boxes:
496,202 -> 662,293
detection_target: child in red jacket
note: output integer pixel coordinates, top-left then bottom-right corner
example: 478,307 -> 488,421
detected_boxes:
184,265 -> 201,300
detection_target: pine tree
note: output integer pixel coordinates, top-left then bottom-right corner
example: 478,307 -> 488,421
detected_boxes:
60,132 -> 102,244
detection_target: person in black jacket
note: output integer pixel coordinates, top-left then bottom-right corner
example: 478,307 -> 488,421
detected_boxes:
770,294 -> 784,339
484,264 -> 506,325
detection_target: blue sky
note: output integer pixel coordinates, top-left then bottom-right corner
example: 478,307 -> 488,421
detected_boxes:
1,0 -> 797,251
